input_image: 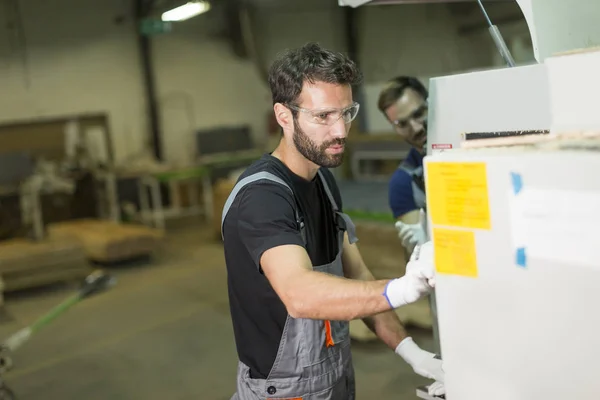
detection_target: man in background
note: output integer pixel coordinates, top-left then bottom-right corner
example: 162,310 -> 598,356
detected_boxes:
377,76 -> 429,255
378,77 -> 443,363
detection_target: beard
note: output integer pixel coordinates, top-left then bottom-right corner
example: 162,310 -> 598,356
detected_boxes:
293,119 -> 346,168
408,120 -> 428,151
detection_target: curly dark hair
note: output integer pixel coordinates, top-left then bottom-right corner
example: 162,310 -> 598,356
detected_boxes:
377,76 -> 428,114
268,42 -> 363,110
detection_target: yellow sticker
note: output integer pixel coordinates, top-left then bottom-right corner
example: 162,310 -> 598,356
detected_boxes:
426,161 -> 491,230
433,228 -> 478,277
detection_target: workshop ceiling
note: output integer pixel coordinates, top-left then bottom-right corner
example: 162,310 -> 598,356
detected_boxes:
241,0 -> 516,11
242,0 -> 342,10
338,0 -> 513,5
150,0 -> 515,12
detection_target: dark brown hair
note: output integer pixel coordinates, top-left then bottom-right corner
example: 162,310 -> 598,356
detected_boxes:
268,42 -> 363,112
377,76 -> 428,114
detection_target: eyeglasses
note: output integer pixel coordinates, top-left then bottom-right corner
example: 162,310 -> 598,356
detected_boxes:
286,102 -> 360,126
391,104 -> 428,132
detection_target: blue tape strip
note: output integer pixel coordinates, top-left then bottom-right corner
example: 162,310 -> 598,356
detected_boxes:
511,172 -> 523,195
516,247 -> 527,268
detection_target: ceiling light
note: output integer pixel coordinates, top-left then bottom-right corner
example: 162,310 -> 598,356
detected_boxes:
161,1 -> 211,22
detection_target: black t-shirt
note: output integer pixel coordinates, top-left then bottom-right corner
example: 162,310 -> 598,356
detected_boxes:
222,154 -> 343,379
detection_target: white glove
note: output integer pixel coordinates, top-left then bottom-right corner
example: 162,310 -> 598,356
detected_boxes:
407,240 -> 436,288
383,274 -> 431,308
427,381 -> 446,397
384,240 -> 436,308
395,337 -> 445,383
395,209 -> 428,254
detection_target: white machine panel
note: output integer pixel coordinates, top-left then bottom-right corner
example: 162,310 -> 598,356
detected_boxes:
546,49 -> 600,134
424,148 -> 600,400
516,0 -> 600,63
426,64 -> 551,156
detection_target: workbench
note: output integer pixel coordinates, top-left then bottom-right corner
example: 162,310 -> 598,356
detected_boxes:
136,165 -> 212,230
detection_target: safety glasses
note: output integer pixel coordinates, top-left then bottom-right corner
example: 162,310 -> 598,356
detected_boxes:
286,102 -> 360,126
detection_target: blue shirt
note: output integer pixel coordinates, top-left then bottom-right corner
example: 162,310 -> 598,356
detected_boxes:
388,147 -> 424,219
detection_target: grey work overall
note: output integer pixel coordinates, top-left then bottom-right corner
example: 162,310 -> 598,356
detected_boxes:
221,170 -> 358,400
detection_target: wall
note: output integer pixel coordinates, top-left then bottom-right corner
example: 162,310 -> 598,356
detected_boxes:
358,4 -> 493,82
253,4 -> 348,63
151,7 -> 269,165
0,0 -> 531,165
0,0 -> 148,163
355,4 -> 497,133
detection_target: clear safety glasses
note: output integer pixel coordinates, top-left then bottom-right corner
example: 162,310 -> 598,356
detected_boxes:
286,102 -> 360,126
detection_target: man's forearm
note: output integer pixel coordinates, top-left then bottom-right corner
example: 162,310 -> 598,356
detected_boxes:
288,270 -> 392,321
337,232 -> 411,349
359,270 -> 409,349
362,310 -> 409,350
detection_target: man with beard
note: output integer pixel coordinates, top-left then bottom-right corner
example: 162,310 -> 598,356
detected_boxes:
221,43 -> 445,399
378,76 -> 430,255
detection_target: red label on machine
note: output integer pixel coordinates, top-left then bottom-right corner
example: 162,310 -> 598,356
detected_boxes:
432,144 -> 453,150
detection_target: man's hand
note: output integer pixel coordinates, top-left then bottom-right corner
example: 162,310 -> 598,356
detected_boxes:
395,337 -> 445,382
395,209 -> 428,254
383,240 -> 436,308
427,381 -> 446,397
398,243 -> 444,396
407,241 -> 436,288
383,274 -> 430,308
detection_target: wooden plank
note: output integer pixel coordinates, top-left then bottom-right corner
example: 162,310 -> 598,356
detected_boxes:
0,239 -> 87,273
4,264 -> 90,292
0,237 -> 91,293
47,219 -> 164,262
461,130 -> 600,149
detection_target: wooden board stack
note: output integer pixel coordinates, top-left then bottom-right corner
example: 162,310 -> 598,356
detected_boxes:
47,219 -> 165,263
0,238 -> 91,303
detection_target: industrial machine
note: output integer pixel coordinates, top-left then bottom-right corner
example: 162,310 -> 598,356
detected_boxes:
19,159 -> 76,241
336,0 -> 600,399
422,44 -> 600,399
425,136 -> 600,400
422,5 -> 600,400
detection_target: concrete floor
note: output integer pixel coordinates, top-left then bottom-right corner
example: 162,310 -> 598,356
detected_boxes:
0,222 -> 435,400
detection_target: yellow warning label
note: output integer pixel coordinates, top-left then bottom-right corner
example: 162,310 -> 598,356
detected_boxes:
426,162 -> 491,230
433,228 -> 478,277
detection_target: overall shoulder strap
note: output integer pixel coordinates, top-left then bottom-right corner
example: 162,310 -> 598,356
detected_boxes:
221,171 -> 305,243
316,170 -> 358,244
316,170 -> 339,211
399,164 -> 426,193
398,159 -> 419,174
398,164 -> 427,211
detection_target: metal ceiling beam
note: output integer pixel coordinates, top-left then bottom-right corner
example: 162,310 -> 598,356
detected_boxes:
135,0 -> 163,160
